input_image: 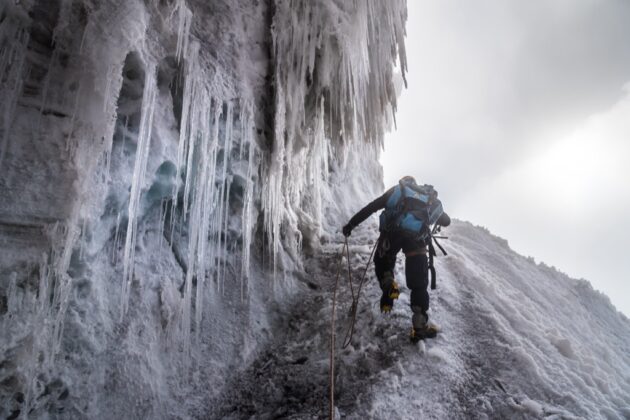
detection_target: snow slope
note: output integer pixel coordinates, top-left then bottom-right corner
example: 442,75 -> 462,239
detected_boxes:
210,219 -> 630,419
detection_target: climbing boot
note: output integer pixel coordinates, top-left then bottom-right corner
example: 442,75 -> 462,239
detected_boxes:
380,272 -> 400,313
380,271 -> 400,301
410,325 -> 438,343
380,293 -> 394,313
388,280 -> 400,300
410,309 -> 438,342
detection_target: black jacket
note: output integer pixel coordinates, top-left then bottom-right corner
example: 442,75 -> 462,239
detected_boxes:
348,186 -> 451,230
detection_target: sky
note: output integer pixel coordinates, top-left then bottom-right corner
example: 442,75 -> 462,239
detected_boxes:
381,0 -> 630,316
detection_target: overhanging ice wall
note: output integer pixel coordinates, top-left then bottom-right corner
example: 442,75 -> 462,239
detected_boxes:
0,0 -> 407,417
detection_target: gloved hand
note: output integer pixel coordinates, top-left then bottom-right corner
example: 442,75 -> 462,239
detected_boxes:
342,223 -> 354,237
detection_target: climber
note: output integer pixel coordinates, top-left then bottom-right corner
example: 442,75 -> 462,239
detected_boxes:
342,176 -> 451,343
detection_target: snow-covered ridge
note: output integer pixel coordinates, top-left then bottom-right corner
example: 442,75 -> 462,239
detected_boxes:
1,0 -> 406,418
330,220 -> 630,419
441,221 -> 630,418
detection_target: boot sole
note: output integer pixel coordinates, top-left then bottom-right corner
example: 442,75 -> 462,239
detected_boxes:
410,329 -> 438,343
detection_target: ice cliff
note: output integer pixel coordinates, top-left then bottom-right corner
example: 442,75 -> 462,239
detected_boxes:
0,0 -> 407,418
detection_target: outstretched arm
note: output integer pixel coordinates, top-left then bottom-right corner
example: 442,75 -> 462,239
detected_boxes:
343,188 -> 393,236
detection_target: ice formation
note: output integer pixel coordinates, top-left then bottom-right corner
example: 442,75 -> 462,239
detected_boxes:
121,62 -> 156,318
264,0 -> 406,272
0,0 -> 406,417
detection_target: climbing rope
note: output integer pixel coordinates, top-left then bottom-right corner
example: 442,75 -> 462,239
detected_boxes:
329,238 -> 346,420
329,236 -> 377,419
341,240 -> 378,348
329,225 -> 449,418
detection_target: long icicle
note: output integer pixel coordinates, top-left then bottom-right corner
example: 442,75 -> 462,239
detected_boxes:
121,63 -> 157,319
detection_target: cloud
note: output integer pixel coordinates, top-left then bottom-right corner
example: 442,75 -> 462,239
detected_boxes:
381,0 -> 630,315
448,85 -> 630,314
383,0 -> 630,191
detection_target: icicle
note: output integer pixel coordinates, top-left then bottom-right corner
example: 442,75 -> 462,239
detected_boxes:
181,232 -> 195,357
113,212 -> 122,264
262,78 -> 286,276
181,85 -> 199,221
240,109 -> 256,301
120,115 -> 129,158
158,198 -> 168,249
238,103 -> 248,160
192,95 -> 217,348
121,63 -> 157,319
259,0 -> 408,266
6,272 -> 19,317
216,102 -> 233,291
206,102 -> 222,297
175,0 -> 193,63
308,97 -> 328,236
0,25 -> 29,170
173,42 -> 199,211
180,89 -> 224,355
220,176 -> 232,296
208,103 -> 222,297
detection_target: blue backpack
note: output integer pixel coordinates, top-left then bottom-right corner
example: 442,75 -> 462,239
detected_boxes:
378,180 -> 444,241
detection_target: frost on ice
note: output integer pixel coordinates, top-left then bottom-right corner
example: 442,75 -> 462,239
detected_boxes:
264,0 -> 407,272
0,0 -> 407,417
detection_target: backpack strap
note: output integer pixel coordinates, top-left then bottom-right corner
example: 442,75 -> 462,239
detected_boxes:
433,236 -> 448,256
428,235 -> 448,290
396,181 -> 411,226
428,241 -> 437,290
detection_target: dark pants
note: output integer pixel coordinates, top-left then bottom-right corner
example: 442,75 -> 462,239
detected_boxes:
374,232 -> 429,314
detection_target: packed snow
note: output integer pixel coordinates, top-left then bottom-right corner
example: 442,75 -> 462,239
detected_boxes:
211,220 -> 630,419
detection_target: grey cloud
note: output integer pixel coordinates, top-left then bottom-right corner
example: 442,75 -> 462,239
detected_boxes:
382,0 -> 630,314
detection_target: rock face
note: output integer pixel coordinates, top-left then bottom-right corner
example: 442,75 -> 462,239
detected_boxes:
0,0 -> 407,418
